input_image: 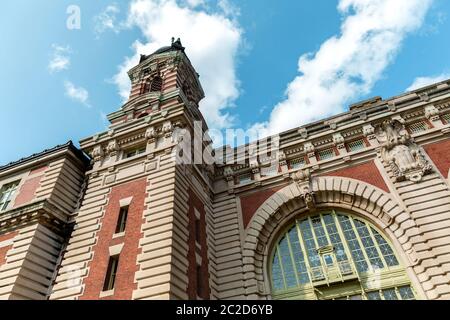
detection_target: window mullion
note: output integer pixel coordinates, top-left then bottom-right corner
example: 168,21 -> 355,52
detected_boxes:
367,224 -> 389,269
285,230 -> 300,287
348,217 -> 372,270
276,246 -> 288,291
295,222 -> 313,286
332,211 -> 356,270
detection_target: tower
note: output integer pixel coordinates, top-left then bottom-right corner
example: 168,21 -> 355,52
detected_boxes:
50,39 -> 214,300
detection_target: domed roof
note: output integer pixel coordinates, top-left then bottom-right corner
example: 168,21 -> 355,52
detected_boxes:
139,38 -> 185,63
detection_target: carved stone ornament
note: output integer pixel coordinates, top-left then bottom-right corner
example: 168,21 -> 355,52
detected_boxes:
145,126 -> 158,143
90,146 -> 104,163
250,159 -> 260,174
106,140 -> 120,156
375,119 -> 432,182
291,169 -> 315,210
223,166 -> 234,182
162,121 -> 174,138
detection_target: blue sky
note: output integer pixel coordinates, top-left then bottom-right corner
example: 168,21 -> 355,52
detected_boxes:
1,0 -> 450,165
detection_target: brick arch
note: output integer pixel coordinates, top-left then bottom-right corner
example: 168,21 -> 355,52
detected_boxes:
242,176 -> 433,300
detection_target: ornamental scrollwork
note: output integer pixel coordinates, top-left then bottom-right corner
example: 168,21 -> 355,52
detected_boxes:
375,119 -> 432,183
291,168 -> 315,210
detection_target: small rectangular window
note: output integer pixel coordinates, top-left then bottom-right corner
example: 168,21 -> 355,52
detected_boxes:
317,148 -> 335,161
124,146 -> 146,159
103,255 -> 120,292
289,157 -> 306,170
195,217 -> 201,243
347,139 -> 366,153
115,206 -> 129,234
0,181 -> 20,212
442,113 -> 450,124
196,264 -> 203,297
238,173 -> 252,185
408,121 -> 428,134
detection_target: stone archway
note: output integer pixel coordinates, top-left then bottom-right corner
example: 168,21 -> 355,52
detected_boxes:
242,175 -> 436,300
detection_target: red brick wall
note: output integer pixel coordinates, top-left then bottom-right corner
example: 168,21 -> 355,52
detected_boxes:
0,232 -> 17,267
324,161 -> 389,192
240,186 -> 285,229
81,178 -> 147,300
187,189 -> 210,300
424,139 -> 450,178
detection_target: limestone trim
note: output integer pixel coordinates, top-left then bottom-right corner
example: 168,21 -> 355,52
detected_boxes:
242,175 -> 440,300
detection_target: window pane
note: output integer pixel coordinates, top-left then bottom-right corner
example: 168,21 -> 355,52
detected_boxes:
382,289 -> 398,300
367,291 -> 382,300
398,286 -> 415,300
338,216 -> 368,272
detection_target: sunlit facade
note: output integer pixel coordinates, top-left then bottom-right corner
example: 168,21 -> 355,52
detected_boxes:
1,41 -> 450,300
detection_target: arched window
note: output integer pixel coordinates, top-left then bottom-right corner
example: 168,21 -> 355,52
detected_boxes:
150,76 -> 163,92
270,210 -> 416,300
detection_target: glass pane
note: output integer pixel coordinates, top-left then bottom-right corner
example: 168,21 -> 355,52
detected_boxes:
382,289 -> 398,300
299,219 -> 321,268
272,249 -> 284,291
354,221 -> 384,270
338,215 -> 368,272
288,227 -> 309,284
398,286 -> 415,300
372,229 -> 399,267
324,214 -> 348,262
279,236 -> 297,288
367,291 -> 382,300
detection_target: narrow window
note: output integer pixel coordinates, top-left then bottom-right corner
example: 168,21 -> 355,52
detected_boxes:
0,181 -> 20,212
103,255 -> 120,291
115,206 -> 129,234
195,217 -> 201,243
196,264 -> 203,297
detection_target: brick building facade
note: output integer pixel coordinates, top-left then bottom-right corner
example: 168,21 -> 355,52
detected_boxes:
1,40 -> 450,300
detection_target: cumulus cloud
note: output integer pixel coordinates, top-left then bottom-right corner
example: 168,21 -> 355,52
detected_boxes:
64,81 -> 91,107
48,45 -> 71,73
250,0 -> 433,138
94,4 -> 121,36
112,0 -> 243,129
406,73 -> 450,91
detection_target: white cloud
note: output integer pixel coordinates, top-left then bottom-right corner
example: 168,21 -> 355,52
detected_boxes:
250,0 -> 433,138
406,73 -> 450,91
64,81 -> 91,107
113,0 -> 243,129
94,4 -> 121,36
48,45 -> 71,73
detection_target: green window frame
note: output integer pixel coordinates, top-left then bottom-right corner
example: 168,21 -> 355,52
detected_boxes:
270,210 -> 417,300
0,181 -> 20,212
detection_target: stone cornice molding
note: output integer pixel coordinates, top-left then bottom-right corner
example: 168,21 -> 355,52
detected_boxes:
0,200 -> 71,235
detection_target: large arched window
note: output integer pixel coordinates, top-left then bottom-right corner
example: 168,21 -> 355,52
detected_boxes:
270,210 -> 416,300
